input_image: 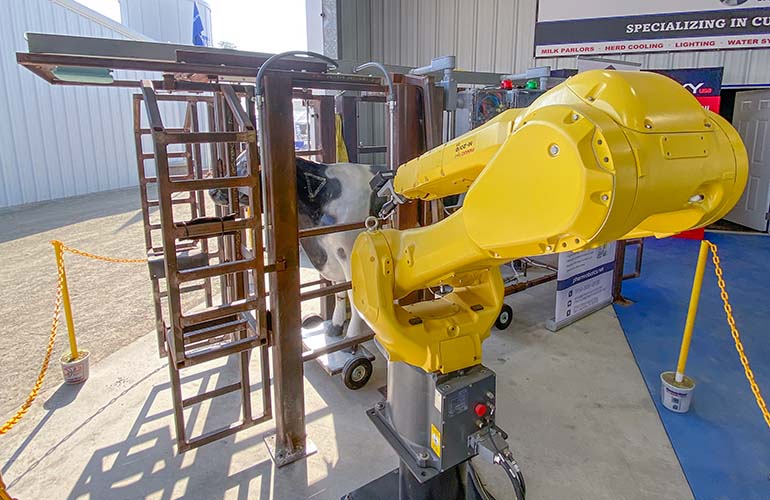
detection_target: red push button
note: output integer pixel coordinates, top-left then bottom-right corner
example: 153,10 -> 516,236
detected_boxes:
474,403 -> 488,417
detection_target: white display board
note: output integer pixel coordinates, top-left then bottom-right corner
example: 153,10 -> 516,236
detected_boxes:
535,0 -> 770,57
547,242 -> 616,332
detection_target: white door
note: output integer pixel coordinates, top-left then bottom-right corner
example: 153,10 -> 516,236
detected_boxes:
725,90 -> 770,232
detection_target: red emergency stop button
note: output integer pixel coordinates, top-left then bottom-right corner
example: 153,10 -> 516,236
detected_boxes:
474,403 -> 488,417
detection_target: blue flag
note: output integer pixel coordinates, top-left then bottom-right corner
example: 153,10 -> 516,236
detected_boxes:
192,2 -> 208,46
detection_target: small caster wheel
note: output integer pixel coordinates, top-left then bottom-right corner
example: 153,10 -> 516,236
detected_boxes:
495,304 -> 513,330
342,356 -> 372,390
302,314 -> 324,329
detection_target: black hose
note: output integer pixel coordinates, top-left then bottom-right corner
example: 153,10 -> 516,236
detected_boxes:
497,459 -> 525,500
468,461 -> 497,500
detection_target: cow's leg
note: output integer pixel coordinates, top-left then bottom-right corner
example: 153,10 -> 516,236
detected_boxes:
328,290 -> 347,337
332,235 -> 366,338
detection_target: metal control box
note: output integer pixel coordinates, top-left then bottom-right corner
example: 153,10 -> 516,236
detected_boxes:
429,364 -> 496,471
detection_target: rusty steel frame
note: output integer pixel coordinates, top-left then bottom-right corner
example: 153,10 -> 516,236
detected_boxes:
132,93 -> 215,357
16,40 -> 439,463
138,80 -> 271,453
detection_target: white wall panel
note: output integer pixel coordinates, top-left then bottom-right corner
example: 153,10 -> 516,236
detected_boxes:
0,0 -> 151,208
338,0 -> 770,85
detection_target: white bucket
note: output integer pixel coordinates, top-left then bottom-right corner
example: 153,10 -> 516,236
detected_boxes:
660,371 -> 695,413
60,350 -> 90,384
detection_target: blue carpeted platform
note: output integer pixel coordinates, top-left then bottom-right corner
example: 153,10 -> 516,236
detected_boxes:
614,233 -> 770,500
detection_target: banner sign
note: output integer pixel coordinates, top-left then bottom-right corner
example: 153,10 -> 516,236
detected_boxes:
535,1 -> 770,57
547,242 -> 616,332
651,67 -> 724,112
576,56 -> 641,72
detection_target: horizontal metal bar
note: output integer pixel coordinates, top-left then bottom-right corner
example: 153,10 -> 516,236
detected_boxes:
300,278 -> 326,289
179,415 -> 269,453
181,298 -> 260,327
141,174 -> 192,185
301,281 -> 351,302
147,197 -> 193,207
295,149 -> 322,157
302,332 -> 375,363
178,259 -> 257,282
358,145 -> 387,154
156,131 -> 255,145
358,95 -> 387,103
175,49 -> 329,73
174,217 -> 254,239
503,272 -> 557,296
299,221 -> 365,239
182,382 -> 242,408
134,93 -> 214,104
184,318 -> 247,344
138,127 -> 187,134
182,336 -> 263,366
168,176 -> 255,193
141,151 -> 188,160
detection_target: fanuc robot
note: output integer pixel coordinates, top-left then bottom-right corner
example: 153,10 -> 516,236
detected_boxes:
345,70 -> 748,500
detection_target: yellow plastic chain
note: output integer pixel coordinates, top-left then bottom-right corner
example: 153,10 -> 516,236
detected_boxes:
58,242 -> 147,264
0,260 -> 63,436
706,241 -> 770,429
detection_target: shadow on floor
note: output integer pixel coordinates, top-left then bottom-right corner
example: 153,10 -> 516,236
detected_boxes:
0,187 -> 143,243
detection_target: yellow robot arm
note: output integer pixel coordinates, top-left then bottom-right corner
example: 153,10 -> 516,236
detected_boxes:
351,70 -> 748,374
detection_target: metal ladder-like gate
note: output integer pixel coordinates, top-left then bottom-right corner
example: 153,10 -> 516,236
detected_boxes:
135,80 -> 271,452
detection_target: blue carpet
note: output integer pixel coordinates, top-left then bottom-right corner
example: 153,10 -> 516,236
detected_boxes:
614,233 -> 770,500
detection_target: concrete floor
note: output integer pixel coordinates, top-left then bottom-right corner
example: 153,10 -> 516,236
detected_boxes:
0,290 -> 692,499
1,189 -> 691,499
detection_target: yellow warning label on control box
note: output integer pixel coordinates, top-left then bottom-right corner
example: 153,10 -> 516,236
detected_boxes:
430,424 -> 441,457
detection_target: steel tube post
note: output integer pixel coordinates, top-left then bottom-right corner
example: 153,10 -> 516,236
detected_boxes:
53,241 -> 78,360
675,240 -> 710,383
262,72 -> 307,465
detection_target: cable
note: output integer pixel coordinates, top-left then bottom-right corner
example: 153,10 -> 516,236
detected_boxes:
486,426 -> 526,499
467,461 -> 497,500
496,457 -> 525,500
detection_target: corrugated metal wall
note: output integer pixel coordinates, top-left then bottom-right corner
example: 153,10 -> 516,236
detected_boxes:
0,0 -> 146,208
338,0 -> 770,85
120,0 -> 212,45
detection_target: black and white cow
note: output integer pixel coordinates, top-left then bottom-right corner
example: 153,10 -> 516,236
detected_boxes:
210,152 -> 387,337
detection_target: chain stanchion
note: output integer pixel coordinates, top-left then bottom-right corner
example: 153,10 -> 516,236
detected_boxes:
0,471 -> 16,500
0,242 -> 147,498
706,241 -> 770,429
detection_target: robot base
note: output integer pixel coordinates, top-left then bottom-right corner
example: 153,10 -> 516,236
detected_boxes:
342,461 -> 485,500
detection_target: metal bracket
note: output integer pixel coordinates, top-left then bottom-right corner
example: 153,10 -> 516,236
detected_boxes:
264,435 -> 318,467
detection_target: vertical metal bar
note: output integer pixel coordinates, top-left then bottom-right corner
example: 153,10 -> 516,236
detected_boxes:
142,82 -> 184,364
190,100 -> 213,308
208,100 -> 229,307
338,95 -> 359,163
249,86 -> 273,422
133,95 -> 155,253
133,94 -> 167,355
392,83 -> 423,231
319,95 -> 337,163
166,346 -> 188,451
262,72 -> 306,461
612,241 -> 628,304
318,94 -> 338,319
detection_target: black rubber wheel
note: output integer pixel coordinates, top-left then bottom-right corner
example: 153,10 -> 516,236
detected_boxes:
301,314 -> 324,329
342,356 -> 373,390
495,304 -> 513,330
